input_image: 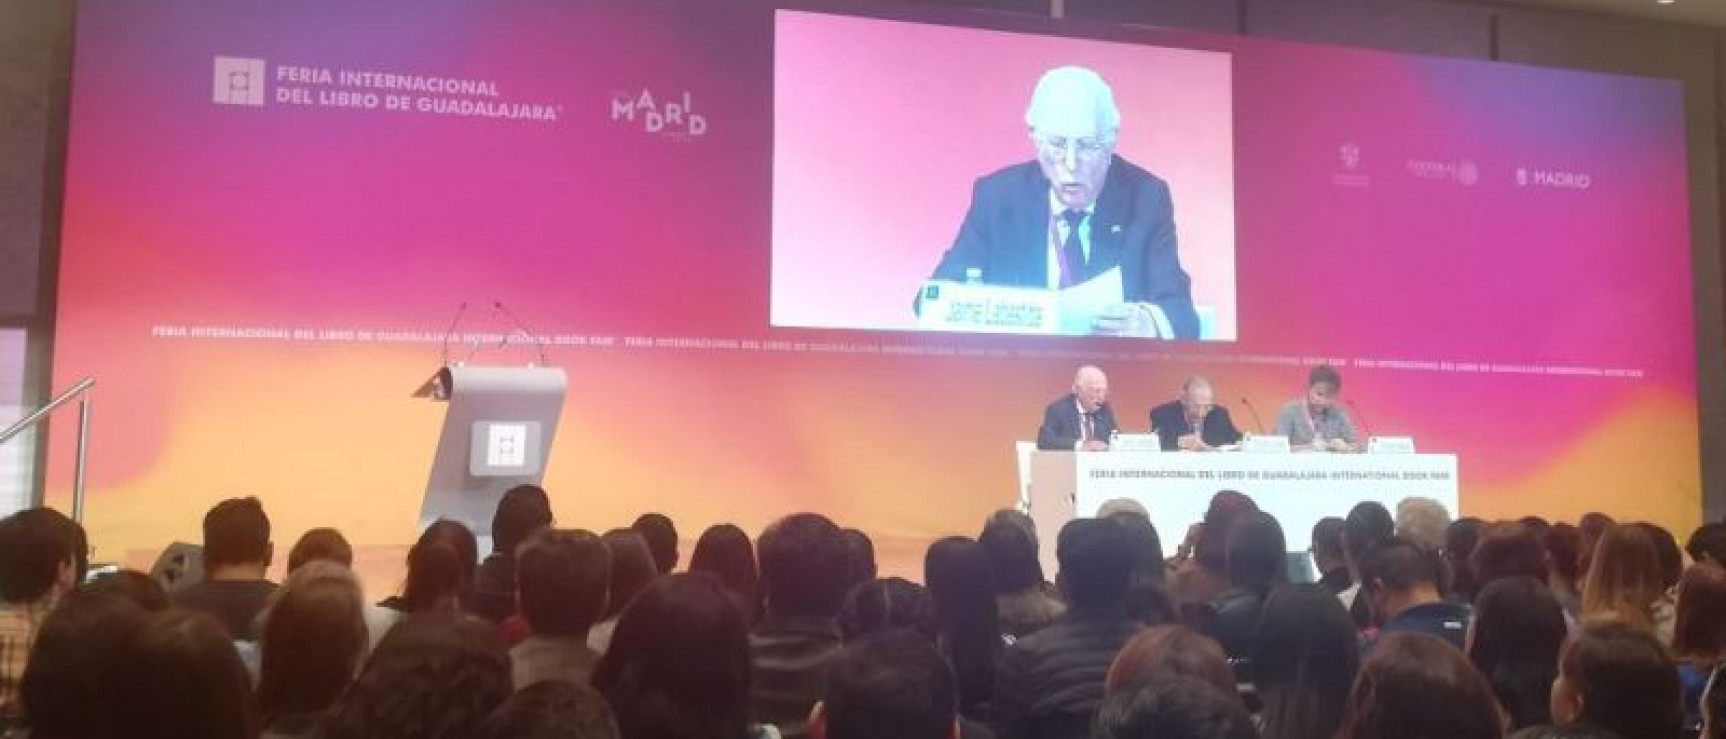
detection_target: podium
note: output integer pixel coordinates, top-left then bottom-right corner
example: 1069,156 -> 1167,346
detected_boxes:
414,366 -> 568,536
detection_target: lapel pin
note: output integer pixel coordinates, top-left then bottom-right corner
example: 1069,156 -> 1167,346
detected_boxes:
1110,225 -> 1121,234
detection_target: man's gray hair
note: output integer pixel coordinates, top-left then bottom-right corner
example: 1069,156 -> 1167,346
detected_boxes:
1024,65 -> 1121,138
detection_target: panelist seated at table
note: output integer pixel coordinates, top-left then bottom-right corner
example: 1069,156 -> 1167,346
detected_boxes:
1148,377 -> 1243,451
1038,365 -> 1119,451
1271,364 -> 1361,453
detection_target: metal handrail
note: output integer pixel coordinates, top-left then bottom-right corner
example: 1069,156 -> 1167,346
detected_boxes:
0,377 -> 95,522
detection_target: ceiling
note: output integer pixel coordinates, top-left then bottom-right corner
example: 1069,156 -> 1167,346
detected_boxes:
1471,0 -> 1726,27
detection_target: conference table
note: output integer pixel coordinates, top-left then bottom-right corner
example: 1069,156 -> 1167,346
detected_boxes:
1022,450 -> 1459,578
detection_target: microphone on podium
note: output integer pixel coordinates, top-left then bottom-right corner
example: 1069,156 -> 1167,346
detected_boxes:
439,302 -> 468,367
1346,399 -> 1376,439
494,300 -> 550,367
1240,397 -> 1267,434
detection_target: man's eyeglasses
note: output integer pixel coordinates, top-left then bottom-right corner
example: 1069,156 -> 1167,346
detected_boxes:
1035,134 -> 1111,161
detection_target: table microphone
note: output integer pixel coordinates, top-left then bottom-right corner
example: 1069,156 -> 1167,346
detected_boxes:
439,302 -> 467,367
1240,397 -> 1267,434
1346,399 -> 1377,439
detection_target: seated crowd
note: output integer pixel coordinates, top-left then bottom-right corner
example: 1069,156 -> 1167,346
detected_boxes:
0,488 -> 1722,739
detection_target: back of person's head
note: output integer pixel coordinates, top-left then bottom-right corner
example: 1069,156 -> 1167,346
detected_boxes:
1195,491 -> 1258,573
1444,517 -> 1486,601
1689,523 -> 1726,567
1509,725 -> 1629,739
257,561 -> 368,722
1092,677 -> 1256,739
404,520 -> 477,613
1674,561 -> 1726,663
1468,576 -> 1567,730
1335,632 -> 1503,739
81,569 -> 171,611
838,577 -> 933,641
688,524 -> 760,618
21,591 -> 147,739
480,680 -> 621,739
1224,510 -> 1287,592
319,613 -> 512,739
592,574 -> 752,739
287,527 -> 353,572
0,507 -> 82,603
1577,512 -> 1617,577
1312,517 -> 1347,565
1105,624 -> 1235,696
815,629 -> 957,739
1395,498 -> 1451,553
632,513 -> 680,574
1109,510 -> 1166,584
1098,498 -> 1150,519
518,528 -> 612,638
492,484 -> 553,556
201,496 -> 271,571
1358,537 -> 1441,601
1471,523 -> 1551,591
840,528 -> 878,588
1582,524 -> 1667,629
1633,522 -> 1684,591
1056,517 -> 1137,611
1344,502 -> 1396,570
980,514 -> 1044,594
1543,523 -> 1583,588
757,512 -> 850,619
101,609 -> 260,739
923,536 -> 999,710
985,508 -> 1038,547
599,529 -> 659,620
1252,584 -> 1360,739
1553,619 -> 1682,739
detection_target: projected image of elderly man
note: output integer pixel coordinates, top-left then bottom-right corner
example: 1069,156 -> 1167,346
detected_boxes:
923,66 -> 1200,339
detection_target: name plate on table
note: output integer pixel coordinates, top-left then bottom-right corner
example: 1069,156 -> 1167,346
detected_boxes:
1111,434 -> 1161,452
1369,436 -> 1417,454
1241,434 -> 1292,454
918,281 -> 1058,334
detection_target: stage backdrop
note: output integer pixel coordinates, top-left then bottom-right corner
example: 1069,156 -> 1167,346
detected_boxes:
49,0 -> 1697,585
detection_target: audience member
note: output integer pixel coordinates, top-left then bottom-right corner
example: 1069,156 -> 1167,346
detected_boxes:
1576,512 -> 1616,582
1550,619 -> 1683,739
594,574 -> 760,739
101,610 -> 261,739
1395,497 -> 1451,553
0,507 -> 82,717
840,528 -> 878,591
1104,625 -> 1234,696
1311,517 -> 1352,595
481,680 -> 621,739
256,561 -> 368,738
924,537 -> 1000,718
318,614 -> 512,739
1108,511 -> 1176,626
1202,510 -> 1285,666
1636,522 -> 1685,593
1470,523 -> 1550,594
633,513 -> 680,575
1170,491 -> 1256,609
1359,537 -> 1469,649
991,517 -> 1140,739
387,519 -> 479,618
1096,498 -> 1149,520
1443,517 -> 1486,604
1674,562 -> 1726,731
1542,523 -> 1584,618
1582,523 -> 1675,643
471,485 -> 554,623
1341,502 -> 1395,627
172,497 -> 277,640
1688,522 -> 1726,567
838,578 -> 932,642
1091,678 -> 1256,739
1253,584 -> 1359,739
689,524 -> 762,623
1334,632 -> 1504,739
1467,576 -> 1566,731
1705,664 -> 1724,739
82,569 -> 171,611
18,591 -> 146,739
811,630 -> 958,739
1508,725 -> 1628,739
591,529 -> 659,654
751,513 -> 850,739
286,527 -> 353,572
979,514 -> 1063,638
513,529 -> 611,689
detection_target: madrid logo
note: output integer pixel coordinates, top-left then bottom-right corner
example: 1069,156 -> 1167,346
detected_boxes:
610,89 -> 707,140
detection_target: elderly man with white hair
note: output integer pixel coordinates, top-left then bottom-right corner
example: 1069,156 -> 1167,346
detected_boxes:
1037,365 -> 1118,451
923,65 -> 1200,339
1148,376 -> 1243,451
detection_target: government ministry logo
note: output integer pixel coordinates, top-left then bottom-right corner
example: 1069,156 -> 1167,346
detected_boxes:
213,56 -> 266,106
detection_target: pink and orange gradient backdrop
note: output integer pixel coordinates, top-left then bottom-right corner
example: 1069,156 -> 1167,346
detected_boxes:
46,0 -> 1698,590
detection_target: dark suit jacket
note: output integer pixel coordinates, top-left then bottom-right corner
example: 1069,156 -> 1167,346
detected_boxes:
1147,401 -> 1244,450
1037,394 -> 1118,450
926,156 -> 1201,339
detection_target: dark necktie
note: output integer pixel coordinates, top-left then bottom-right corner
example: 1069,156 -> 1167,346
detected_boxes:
1082,411 -> 1095,442
1060,209 -> 1087,288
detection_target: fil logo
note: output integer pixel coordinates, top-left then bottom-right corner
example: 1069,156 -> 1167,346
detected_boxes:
212,56 -> 266,106
610,89 -> 707,141
1340,142 -> 1361,170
